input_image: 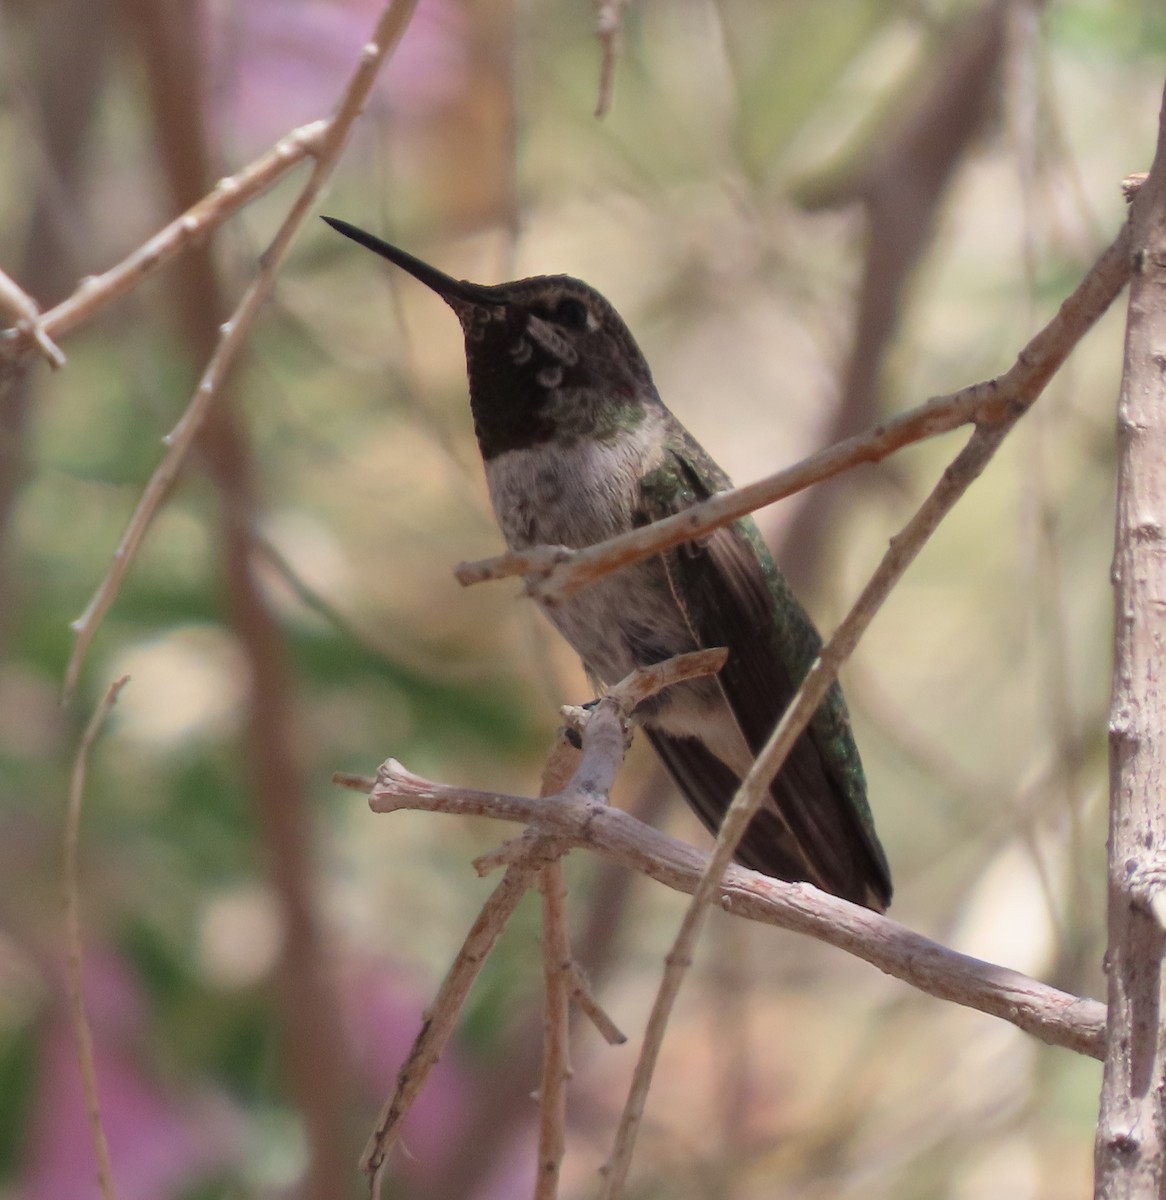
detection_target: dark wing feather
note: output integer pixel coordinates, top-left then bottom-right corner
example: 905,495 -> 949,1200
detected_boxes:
640,439 -> 892,910
644,729 -> 815,881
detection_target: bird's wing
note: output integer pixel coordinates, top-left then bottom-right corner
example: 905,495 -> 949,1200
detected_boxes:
642,727 -> 817,882
638,437 -> 892,910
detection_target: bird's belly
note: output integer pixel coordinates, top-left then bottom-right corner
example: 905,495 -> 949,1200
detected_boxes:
539,562 -> 754,778
483,438 -> 752,776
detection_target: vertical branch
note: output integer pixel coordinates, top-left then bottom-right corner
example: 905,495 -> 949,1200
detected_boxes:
1095,81 -> 1166,1199
536,861 -> 572,1200
63,676 -> 130,1200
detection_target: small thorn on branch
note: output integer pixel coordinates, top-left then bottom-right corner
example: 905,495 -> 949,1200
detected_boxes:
1124,172 -> 1149,202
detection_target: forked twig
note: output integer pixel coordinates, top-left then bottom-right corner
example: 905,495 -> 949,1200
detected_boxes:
35,120 -> 325,345
359,854 -> 550,1197
0,265 -> 65,366
355,651 -> 722,1196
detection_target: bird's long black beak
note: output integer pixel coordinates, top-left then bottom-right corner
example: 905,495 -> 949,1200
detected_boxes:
321,216 -> 495,311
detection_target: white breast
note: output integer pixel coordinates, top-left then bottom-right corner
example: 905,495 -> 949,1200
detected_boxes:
483,407 -> 666,551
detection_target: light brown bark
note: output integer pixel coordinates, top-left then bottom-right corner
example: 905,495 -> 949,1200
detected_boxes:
1096,80 -> 1166,1200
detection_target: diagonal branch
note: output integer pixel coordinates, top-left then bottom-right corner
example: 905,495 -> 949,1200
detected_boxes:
597,222 -> 1132,1197
0,120 -> 326,351
0,266 -> 65,366
454,226 -> 1132,605
360,763 -> 1106,1060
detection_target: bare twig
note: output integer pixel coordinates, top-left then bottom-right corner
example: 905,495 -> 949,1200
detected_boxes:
566,961 -> 626,1045
63,674 -> 130,1200
593,0 -> 629,118
28,120 -> 325,346
606,647 -> 728,708
536,725 -> 627,1039
366,762 -> 1107,1059
62,0 -> 421,700
359,652 -> 713,1196
454,388 -> 985,592
360,856 -> 546,1197
597,222 -> 1132,1199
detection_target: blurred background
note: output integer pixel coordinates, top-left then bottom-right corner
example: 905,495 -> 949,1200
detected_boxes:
1,0 -> 1162,1196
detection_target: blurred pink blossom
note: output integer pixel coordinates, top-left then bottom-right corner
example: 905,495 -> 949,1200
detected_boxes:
205,0 -> 469,154
20,953 -> 239,1200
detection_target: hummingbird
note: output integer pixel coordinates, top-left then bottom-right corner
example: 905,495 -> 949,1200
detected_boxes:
323,216 -> 892,912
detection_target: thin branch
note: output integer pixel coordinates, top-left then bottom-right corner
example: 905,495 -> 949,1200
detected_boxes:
598,223 -> 1132,1198
566,961 -> 626,1046
365,762 -> 1106,1059
606,647 -> 728,708
535,726 -> 628,1047
593,0 -> 629,118
536,860 -> 572,1200
62,0 -> 421,701
63,674 -> 130,1200
360,856 -> 547,1198
30,120 -> 325,345
454,227 -> 1132,605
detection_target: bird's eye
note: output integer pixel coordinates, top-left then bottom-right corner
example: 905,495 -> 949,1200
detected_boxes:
551,297 -> 589,330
